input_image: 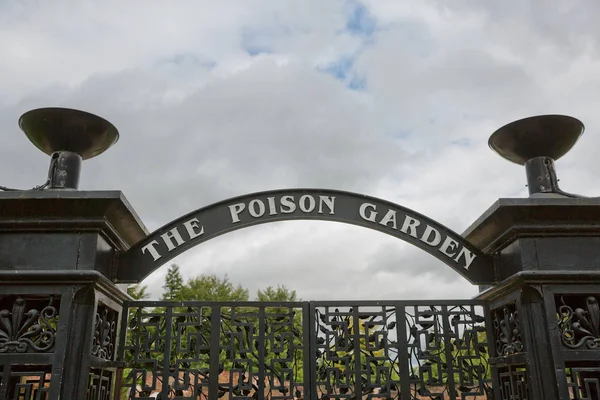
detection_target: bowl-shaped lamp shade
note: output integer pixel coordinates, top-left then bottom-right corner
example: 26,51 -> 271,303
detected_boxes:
488,115 -> 584,165
18,107 -> 119,160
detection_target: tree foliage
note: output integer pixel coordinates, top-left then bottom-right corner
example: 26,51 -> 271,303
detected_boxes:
256,284 -> 298,302
161,264 -> 184,300
180,273 -> 249,301
127,284 -> 150,300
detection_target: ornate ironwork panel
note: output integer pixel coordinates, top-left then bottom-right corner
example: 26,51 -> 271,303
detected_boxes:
117,301 -> 308,399
312,302 -> 492,399
0,296 -> 59,354
117,300 -> 491,399
312,303 -> 403,399
92,303 -> 118,361
565,363 -> 600,400
557,294 -> 600,350
0,295 -> 60,399
404,303 -> 491,399
0,365 -> 52,400
497,365 -> 529,400
492,303 -> 523,356
87,368 -> 114,400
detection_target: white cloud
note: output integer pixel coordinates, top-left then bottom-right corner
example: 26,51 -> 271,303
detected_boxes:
1,0 -> 599,301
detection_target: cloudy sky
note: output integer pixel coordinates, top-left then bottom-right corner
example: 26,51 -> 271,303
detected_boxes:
1,0 -> 599,301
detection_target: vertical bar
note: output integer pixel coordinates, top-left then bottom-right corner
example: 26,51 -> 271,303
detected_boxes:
208,306 -> 222,400
305,302 -> 316,400
161,305 -> 173,399
518,287 -> 561,399
441,305 -> 456,399
352,305 -> 362,398
113,301 -> 130,400
112,368 -> 124,400
395,304 -> 411,400
0,362 -> 9,399
543,291 -> 570,399
116,301 -> 130,362
257,306 -> 266,400
49,290 -> 74,399
57,286 -> 96,399
484,303 -> 501,400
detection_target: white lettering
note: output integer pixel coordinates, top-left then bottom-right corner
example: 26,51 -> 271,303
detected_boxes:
359,203 -> 378,222
267,197 -> 277,215
318,196 -> 335,214
229,203 -> 245,223
378,209 -> 397,229
280,195 -> 296,213
455,247 -> 476,270
420,225 -> 442,246
141,240 -> 162,261
183,218 -> 204,239
439,236 -> 459,258
400,216 -> 420,238
299,195 -> 316,213
249,199 -> 266,218
160,228 -> 185,251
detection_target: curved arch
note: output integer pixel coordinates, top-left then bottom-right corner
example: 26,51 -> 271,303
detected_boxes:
116,188 -> 495,284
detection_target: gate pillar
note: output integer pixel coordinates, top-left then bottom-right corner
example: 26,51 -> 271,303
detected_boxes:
466,115 -> 600,400
0,109 -> 148,399
0,190 -> 147,399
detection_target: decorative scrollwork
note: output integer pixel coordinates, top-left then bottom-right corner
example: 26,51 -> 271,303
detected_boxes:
406,304 -> 491,399
120,305 -> 207,398
558,295 -> 600,350
119,303 -> 305,399
92,304 -> 117,360
314,305 -> 402,399
493,304 -> 523,356
119,301 -> 490,399
0,296 -> 58,353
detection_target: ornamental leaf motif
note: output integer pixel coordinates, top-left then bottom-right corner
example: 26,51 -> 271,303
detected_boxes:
0,297 -> 57,353
92,305 -> 117,360
558,295 -> 600,349
493,305 -> 523,356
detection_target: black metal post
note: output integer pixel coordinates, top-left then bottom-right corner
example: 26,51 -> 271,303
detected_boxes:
0,108 -> 145,400
469,114 -> 600,400
525,156 -> 558,195
48,151 -> 82,189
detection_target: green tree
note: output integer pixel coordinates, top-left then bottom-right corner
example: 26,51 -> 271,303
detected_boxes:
180,273 -> 249,301
162,264 -> 184,300
127,284 -> 150,300
256,285 -> 298,302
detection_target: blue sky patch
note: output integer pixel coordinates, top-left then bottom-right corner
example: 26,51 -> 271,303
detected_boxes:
240,26 -> 293,56
345,0 -> 377,37
321,56 -> 354,80
318,55 -> 367,91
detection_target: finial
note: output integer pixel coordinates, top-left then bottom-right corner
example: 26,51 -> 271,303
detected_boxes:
489,115 -> 584,197
18,107 -> 119,190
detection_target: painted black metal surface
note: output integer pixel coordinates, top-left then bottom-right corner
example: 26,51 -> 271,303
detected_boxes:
117,299 -> 492,400
18,107 -> 119,160
116,188 -> 496,284
488,114 -> 584,165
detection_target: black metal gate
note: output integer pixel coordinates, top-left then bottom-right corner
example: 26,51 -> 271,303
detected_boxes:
116,300 -> 492,399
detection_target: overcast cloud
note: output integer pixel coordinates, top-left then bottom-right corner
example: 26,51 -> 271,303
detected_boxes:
1,0 -> 599,300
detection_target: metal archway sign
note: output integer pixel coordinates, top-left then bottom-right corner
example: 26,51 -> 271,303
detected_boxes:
116,188 -> 496,284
